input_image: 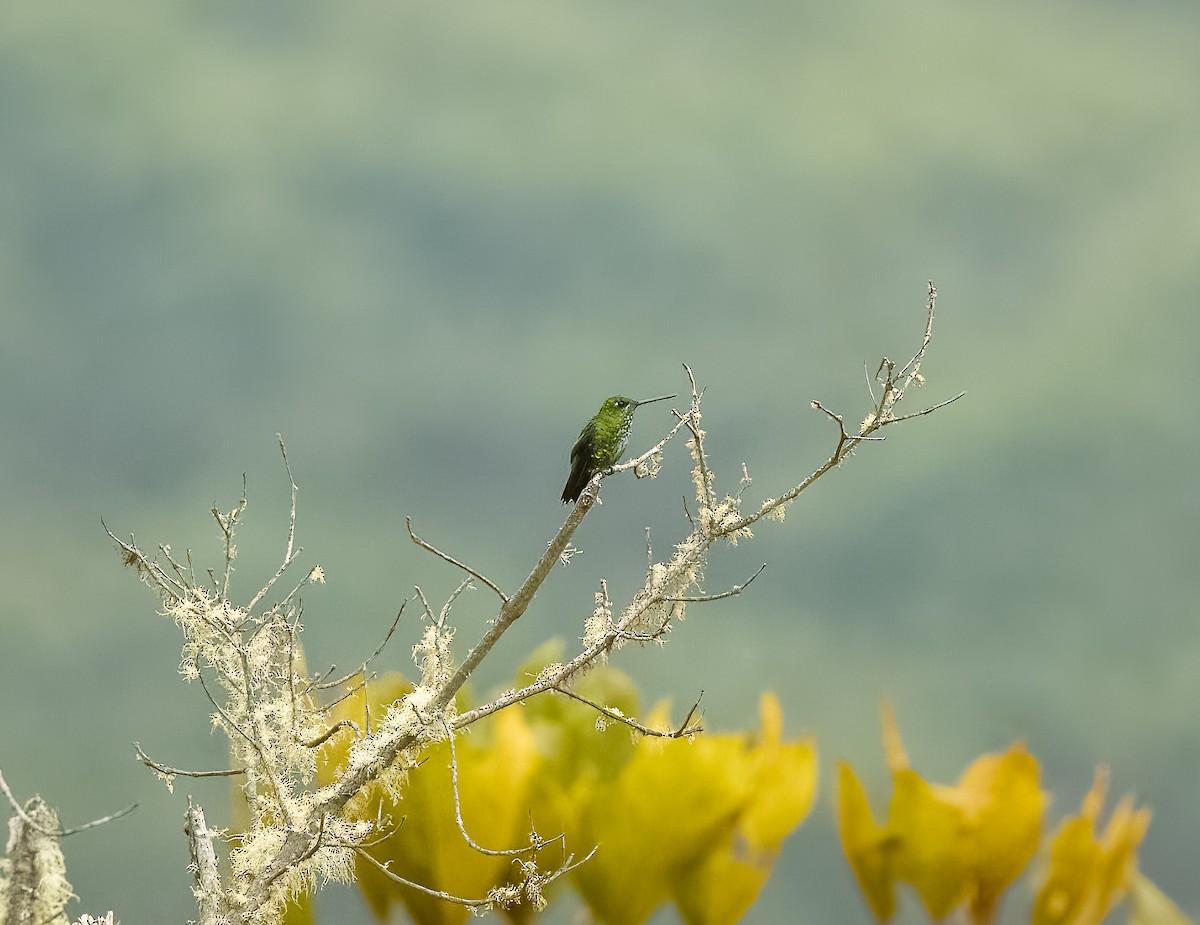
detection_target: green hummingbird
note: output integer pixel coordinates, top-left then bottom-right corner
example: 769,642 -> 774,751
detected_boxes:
561,394 -> 676,504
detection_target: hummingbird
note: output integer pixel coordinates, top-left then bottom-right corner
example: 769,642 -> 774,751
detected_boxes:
561,394 -> 676,504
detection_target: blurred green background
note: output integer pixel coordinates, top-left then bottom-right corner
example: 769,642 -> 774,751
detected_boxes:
2,0 -> 1197,922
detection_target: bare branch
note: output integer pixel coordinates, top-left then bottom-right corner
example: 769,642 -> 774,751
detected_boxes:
197,669 -> 256,751
552,686 -> 705,738
438,577 -> 475,629
444,721 -> 553,857
185,799 -> 224,925
427,493 -> 594,714
717,282 -> 957,537
102,520 -> 188,603
407,517 -> 508,602
300,719 -> 360,749
309,663 -> 341,688
160,543 -> 192,588
317,677 -> 367,713
134,744 -> 246,780
276,565 -> 322,611
0,767 -> 137,837
414,585 -> 436,623
885,389 -> 967,424
309,603 -> 406,692
351,848 -> 496,909
54,801 -> 139,837
211,473 -> 248,601
247,436 -> 302,612
675,364 -> 713,509
665,563 -> 766,603
895,280 -> 939,383
811,400 -> 880,450
538,843 -> 599,883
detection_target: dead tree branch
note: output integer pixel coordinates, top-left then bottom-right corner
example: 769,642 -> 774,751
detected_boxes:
105,289 -> 958,923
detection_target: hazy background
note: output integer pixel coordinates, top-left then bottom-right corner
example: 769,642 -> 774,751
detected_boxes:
2,1 -> 1198,922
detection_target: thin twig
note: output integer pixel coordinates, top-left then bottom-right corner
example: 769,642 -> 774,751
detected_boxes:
407,517 -> 508,602
438,577 -> 475,629
198,670 -> 260,754
715,284 -> 956,537
53,800 -> 140,837
310,603 -> 406,692
665,563 -> 766,603
134,743 -> 246,779
0,767 -> 138,836
610,624 -> 671,643
885,390 -> 967,424
443,721 -> 548,857
211,474 -> 248,602
160,544 -> 191,587
301,720 -> 361,749
423,490 -> 597,719
352,848 -> 495,908
675,364 -> 713,508
247,436 -> 302,612
896,280 -> 938,382
276,566 -> 320,611
102,520 -> 189,602
539,844 -> 599,883
309,663 -> 340,688
552,687 -> 705,738
414,586 -> 436,623
318,678 -> 368,714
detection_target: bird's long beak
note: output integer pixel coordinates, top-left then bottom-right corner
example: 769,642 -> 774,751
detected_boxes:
634,394 -> 676,408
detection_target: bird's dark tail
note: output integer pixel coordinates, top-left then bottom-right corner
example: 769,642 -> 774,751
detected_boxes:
561,461 -> 588,504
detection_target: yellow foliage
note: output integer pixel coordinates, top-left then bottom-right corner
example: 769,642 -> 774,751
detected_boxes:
671,695 -> 817,925
1032,767 -> 1152,925
572,694 -> 816,925
837,703 -> 1044,924
837,762 -> 897,922
316,655 -> 815,925
890,767 -> 976,917
317,675 -> 541,925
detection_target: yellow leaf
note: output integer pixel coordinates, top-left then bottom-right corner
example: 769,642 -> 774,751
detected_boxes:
673,695 -> 817,925
890,768 -> 972,919
1032,767 -> 1151,925
741,734 -> 817,848
837,761 -> 896,922
943,745 -> 1044,922
572,703 -> 750,925
838,707 -> 1044,925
